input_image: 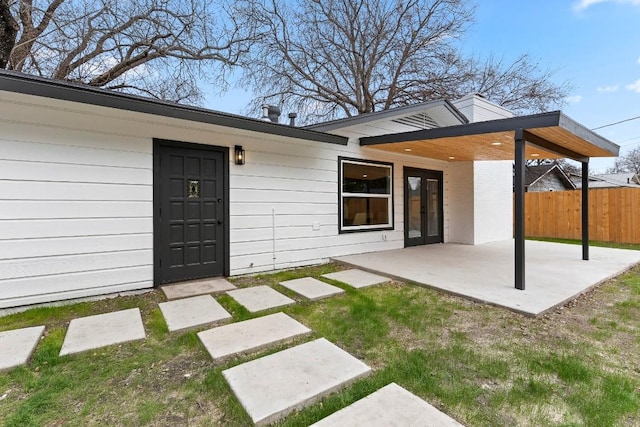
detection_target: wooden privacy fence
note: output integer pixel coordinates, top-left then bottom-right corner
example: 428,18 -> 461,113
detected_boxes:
524,187 -> 640,244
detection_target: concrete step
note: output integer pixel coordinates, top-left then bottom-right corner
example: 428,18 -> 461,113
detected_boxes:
310,382 -> 465,426
159,295 -> 231,332
227,286 -> 295,313
161,277 -> 236,300
0,325 -> 45,371
322,269 -> 390,289
59,308 -> 146,356
197,312 -> 311,362
223,338 -> 371,426
279,277 -> 344,300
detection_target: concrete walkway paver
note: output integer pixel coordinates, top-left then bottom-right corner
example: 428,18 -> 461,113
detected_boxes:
159,295 -> 231,332
323,269 -> 389,289
279,277 -> 344,300
59,308 -> 146,356
198,312 -> 311,361
310,383 -> 465,426
227,286 -> 295,313
223,338 -> 371,426
0,325 -> 45,371
161,277 -> 236,300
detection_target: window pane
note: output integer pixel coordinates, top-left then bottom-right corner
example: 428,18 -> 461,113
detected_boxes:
427,179 -> 439,236
343,162 -> 390,194
343,197 -> 389,227
407,176 -> 422,238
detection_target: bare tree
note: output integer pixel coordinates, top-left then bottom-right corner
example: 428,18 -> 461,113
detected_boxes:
0,1 -> 18,68
1,0 -> 257,103
240,0 -> 571,123
608,147 -> 640,174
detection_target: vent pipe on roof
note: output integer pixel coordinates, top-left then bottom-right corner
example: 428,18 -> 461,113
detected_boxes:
260,104 -> 281,123
261,104 -> 271,121
268,105 -> 281,123
288,112 -> 297,126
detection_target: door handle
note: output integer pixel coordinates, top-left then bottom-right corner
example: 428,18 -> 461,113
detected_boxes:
217,219 -> 223,225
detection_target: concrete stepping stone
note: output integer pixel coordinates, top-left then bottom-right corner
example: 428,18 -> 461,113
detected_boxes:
59,308 -> 146,356
161,277 -> 236,300
279,277 -> 344,300
159,295 -> 231,332
223,338 -> 371,426
0,325 -> 45,371
198,312 -> 311,361
227,286 -> 295,313
310,382 -> 465,426
322,269 -> 389,289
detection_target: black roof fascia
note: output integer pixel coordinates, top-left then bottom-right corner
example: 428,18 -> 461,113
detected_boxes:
360,110 -> 619,157
305,99 -> 469,132
0,70 -> 348,146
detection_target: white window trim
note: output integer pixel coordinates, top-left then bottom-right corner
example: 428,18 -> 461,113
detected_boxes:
339,158 -> 393,233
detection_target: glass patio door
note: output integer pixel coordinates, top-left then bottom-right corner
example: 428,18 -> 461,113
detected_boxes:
404,168 -> 443,247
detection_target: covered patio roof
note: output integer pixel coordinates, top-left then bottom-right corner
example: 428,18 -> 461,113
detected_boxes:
358,111 -> 620,292
359,111 -> 619,161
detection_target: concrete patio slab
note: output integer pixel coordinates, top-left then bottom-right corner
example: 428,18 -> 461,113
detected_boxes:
310,383 -> 464,427
159,295 -> 231,332
59,308 -> 146,356
0,325 -> 45,371
279,277 -> 345,300
161,277 -> 236,300
334,240 -> 640,316
223,338 -> 371,426
322,269 -> 390,289
198,312 -> 311,361
227,286 -> 295,313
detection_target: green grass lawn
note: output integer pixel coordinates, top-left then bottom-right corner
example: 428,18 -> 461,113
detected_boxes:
1,262 -> 639,426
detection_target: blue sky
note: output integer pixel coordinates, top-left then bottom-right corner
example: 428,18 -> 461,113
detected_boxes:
204,0 -> 640,172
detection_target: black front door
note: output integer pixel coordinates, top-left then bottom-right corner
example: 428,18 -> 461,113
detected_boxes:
154,140 -> 229,284
404,167 -> 443,247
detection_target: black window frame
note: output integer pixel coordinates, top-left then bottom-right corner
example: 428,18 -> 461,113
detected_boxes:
338,156 -> 394,234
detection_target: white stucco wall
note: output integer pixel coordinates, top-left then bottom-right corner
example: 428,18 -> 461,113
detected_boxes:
447,94 -> 514,244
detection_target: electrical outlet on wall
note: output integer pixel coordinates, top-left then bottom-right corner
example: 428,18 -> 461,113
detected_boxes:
312,222 -> 321,231
381,233 -> 388,241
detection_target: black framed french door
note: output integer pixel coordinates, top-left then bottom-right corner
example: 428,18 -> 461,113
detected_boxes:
404,167 -> 444,247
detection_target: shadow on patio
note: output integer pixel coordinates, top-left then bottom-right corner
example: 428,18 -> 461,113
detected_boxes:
333,240 -> 640,316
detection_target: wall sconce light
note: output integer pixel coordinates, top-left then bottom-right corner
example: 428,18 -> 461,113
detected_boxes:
235,145 -> 245,165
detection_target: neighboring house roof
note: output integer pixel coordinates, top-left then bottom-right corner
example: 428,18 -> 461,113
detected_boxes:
306,99 -> 468,139
525,164 -> 576,190
0,70 -> 348,146
570,172 -> 640,188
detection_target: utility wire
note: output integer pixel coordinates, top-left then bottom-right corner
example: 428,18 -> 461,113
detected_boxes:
592,114 -> 640,130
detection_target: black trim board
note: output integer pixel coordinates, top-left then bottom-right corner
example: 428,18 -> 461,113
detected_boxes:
338,156 -> 395,234
153,139 -> 230,285
0,70 -> 348,146
359,110 -> 619,157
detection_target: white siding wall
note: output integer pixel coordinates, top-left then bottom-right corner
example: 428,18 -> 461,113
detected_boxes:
0,91 -> 449,307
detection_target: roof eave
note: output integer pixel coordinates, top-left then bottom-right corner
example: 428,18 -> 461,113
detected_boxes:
0,70 -> 348,146
360,110 -> 619,159
305,98 -> 468,132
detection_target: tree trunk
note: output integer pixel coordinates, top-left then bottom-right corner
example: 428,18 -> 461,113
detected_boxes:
0,0 -> 18,69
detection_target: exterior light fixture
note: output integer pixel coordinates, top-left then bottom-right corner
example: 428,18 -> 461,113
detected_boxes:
235,145 -> 245,165
531,153 -> 540,157
404,148 -> 412,152
491,142 -> 502,146
448,156 -> 455,160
